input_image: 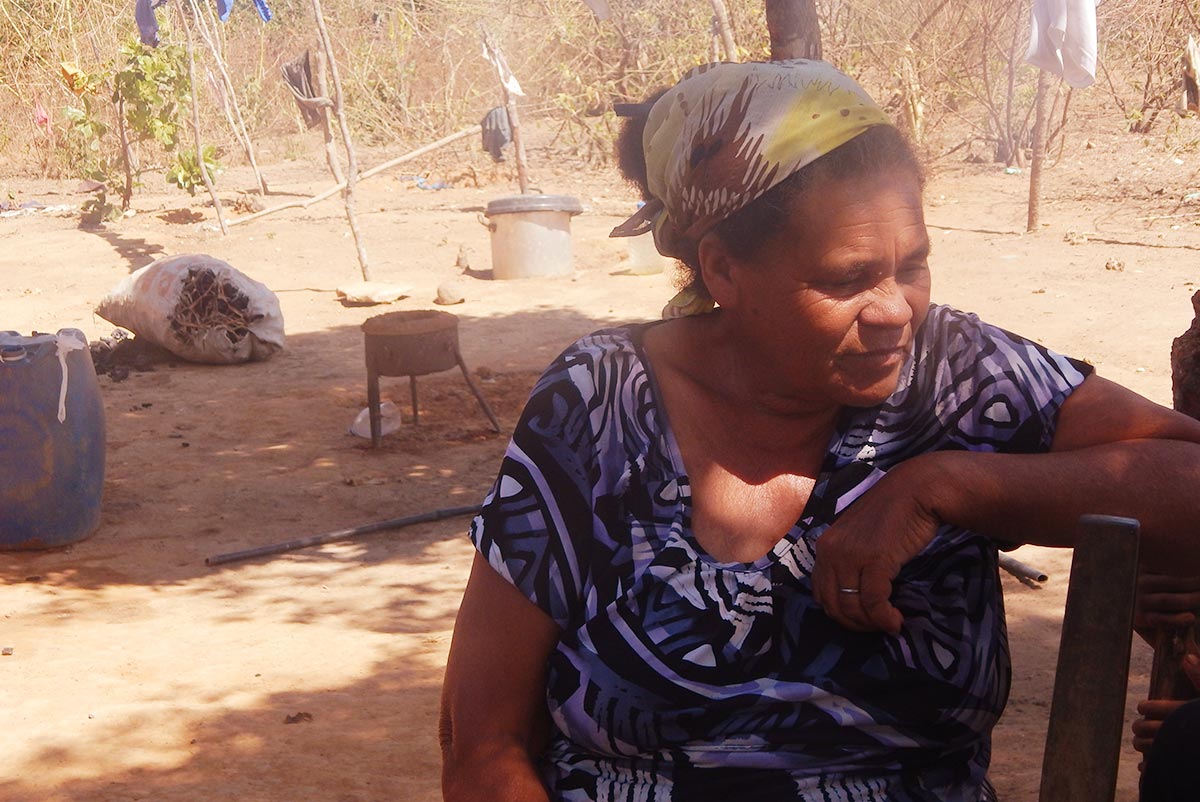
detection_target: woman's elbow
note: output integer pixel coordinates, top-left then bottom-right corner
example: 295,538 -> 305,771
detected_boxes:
440,732 -> 548,802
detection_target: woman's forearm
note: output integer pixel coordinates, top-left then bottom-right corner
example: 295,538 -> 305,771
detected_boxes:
920,439 -> 1200,572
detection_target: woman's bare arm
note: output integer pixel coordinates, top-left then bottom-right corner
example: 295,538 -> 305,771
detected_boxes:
931,375 -> 1200,560
441,553 -> 562,802
813,375 -> 1200,632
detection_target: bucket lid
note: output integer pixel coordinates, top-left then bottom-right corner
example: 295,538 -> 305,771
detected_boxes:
0,329 -> 85,366
0,331 -> 56,349
486,194 -> 584,217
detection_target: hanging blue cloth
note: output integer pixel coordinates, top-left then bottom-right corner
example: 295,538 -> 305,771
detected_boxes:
135,0 -> 171,47
135,0 -> 158,46
216,0 -> 272,24
139,0 -> 271,46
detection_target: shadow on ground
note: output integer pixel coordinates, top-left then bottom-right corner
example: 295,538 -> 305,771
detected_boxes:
0,306 -> 1150,802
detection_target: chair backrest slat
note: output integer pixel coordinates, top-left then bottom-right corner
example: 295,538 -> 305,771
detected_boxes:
1038,514 -> 1141,802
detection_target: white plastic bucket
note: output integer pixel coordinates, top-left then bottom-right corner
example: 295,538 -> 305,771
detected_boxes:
484,195 -> 583,280
625,231 -> 668,275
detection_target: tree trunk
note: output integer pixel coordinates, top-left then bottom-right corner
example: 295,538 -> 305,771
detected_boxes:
765,0 -> 821,61
1026,70 -> 1050,233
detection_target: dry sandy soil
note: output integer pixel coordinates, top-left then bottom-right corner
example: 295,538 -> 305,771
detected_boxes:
2,121 -> 1200,802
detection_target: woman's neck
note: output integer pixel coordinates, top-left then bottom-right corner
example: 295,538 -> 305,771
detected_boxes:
645,314 -> 842,475
684,311 -> 842,421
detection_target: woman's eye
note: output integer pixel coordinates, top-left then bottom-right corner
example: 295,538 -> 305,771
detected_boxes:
821,272 -> 867,290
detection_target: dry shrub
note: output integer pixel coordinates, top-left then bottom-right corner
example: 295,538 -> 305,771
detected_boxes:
0,0 -> 1196,181
821,0 -> 1057,165
1096,0 -> 1199,133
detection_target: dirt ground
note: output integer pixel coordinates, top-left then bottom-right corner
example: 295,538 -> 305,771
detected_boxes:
2,121 -> 1200,802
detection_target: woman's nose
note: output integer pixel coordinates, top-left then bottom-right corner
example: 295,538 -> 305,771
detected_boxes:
861,279 -> 913,328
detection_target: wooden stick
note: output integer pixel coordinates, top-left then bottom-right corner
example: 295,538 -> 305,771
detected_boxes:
205,504 -> 480,566
115,94 -> 135,211
710,0 -> 739,61
310,0 -> 371,280
1026,69 -> 1050,233
225,124 -> 481,227
504,90 -> 529,194
482,31 -> 530,194
1137,210 -> 1200,222
190,0 -> 268,194
313,48 -> 345,184
1150,621 -> 1200,701
180,5 -> 227,235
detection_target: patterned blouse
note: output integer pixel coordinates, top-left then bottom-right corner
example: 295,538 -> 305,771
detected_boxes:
470,305 -> 1092,802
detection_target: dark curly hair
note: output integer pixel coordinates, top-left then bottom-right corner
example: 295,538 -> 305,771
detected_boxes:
616,112 -> 924,298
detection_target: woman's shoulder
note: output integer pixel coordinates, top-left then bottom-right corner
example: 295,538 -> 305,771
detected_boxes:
916,303 -> 1088,377
890,303 -> 1091,452
535,322 -> 659,396
516,323 -> 663,445
917,303 -> 984,340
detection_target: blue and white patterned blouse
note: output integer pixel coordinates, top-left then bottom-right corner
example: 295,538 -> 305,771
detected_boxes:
470,305 -> 1091,802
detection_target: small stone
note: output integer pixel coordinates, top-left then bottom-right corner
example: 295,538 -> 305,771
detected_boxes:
435,282 -> 466,306
1105,258 -> 1125,272
1,646 -> 13,656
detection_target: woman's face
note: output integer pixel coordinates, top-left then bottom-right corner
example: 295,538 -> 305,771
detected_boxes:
713,168 -> 931,410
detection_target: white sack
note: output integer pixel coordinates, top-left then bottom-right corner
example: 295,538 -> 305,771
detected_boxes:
96,254 -> 285,364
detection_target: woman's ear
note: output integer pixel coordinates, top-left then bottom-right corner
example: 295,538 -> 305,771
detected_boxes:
698,234 -> 739,309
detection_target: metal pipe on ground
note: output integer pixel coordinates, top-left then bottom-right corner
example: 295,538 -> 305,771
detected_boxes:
205,504 -> 480,566
998,553 -> 1049,584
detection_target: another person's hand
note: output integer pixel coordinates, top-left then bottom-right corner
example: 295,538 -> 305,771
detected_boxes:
1135,572 -> 1200,644
811,458 -> 942,635
1132,652 -> 1200,764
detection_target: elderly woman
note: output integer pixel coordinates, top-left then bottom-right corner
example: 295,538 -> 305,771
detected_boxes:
440,60 -> 1200,802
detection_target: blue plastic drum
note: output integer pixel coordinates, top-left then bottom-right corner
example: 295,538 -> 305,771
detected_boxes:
0,329 -> 105,549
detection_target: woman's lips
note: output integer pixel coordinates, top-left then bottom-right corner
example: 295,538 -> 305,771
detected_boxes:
841,346 -> 910,370
850,346 -> 908,360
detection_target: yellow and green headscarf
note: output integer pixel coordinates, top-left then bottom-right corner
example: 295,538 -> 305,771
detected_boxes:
611,59 -> 893,293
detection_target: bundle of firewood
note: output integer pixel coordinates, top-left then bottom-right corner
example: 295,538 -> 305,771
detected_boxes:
167,266 -> 260,348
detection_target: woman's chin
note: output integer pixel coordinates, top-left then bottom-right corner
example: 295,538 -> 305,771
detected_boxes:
829,372 -> 905,408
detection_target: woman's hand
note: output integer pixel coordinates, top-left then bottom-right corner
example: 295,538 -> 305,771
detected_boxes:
1132,653 -> 1200,761
1135,572 -> 1200,643
811,456 -> 944,634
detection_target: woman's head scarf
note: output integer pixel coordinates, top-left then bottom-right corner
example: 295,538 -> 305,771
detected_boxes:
611,59 -> 893,267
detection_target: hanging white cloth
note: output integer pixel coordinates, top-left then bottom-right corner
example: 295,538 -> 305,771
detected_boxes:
580,0 -> 611,21
1025,0 -> 1098,88
481,42 -> 525,97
